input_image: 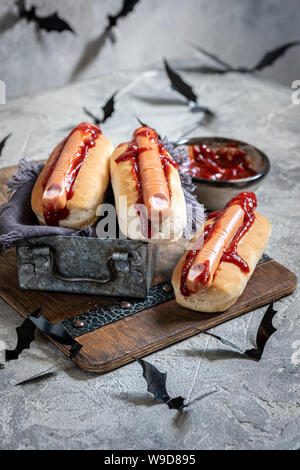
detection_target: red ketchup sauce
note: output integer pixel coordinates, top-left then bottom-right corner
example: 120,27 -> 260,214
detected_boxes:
180,142 -> 257,180
115,127 -> 178,238
42,122 -> 102,226
180,192 -> 257,297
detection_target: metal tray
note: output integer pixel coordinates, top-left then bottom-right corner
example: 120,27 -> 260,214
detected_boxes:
16,236 -> 159,298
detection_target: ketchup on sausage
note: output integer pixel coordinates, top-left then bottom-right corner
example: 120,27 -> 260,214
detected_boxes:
42,122 -> 102,226
115,127 -> 178,238
180,192 -> 257,297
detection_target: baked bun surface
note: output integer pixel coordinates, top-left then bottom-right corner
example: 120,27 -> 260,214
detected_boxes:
110,143 -> 187,242
31,134 -> 114,229
172,212 -> 271,312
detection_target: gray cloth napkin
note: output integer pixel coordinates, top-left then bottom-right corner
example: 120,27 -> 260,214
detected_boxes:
162,138 -> 205,236
0,159 -> 94,254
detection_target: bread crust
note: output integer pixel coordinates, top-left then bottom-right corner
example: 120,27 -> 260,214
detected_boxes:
110,143 -> 187,242
172,212 -> 271,312
31,134 -> 114,229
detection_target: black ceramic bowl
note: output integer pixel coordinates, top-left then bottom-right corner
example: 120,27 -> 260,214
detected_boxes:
176,136 -> 270,210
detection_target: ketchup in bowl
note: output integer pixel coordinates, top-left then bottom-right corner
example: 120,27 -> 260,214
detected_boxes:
181,142 -> 258,181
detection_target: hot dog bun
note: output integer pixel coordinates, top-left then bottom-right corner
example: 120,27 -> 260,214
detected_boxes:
110,128 -> 187,242
172,212 -> 271,312
31,123 -> 114,229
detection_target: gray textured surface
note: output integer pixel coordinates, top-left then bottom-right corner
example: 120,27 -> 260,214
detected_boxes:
0,65 -> 299,450
1,0 -> 300,98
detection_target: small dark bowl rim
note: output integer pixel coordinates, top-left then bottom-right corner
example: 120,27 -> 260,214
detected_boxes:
175,136 -> 270,187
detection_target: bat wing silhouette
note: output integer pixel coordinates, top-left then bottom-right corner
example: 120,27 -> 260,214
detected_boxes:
29,314 -> 82,359
252,40 -> 300,71
164,59 -> 214,118
71,0 -> 140,79
102,91 -> 118,122
5,308 -> 41,361
17,0 -> 74,33
164,59 -> 198,103
245,302 -> 277,360
107,0 -> 140,30
197,302 -> 278,362
83,90 -> 118,125
0,134 -> 11,158
137,358 -> 185,410
190,40 -> 300,74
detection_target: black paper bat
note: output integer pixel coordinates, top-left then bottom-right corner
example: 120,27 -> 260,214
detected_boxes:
5,307 -> 42,361
164,59 -> 197,103
29,314 -> 82,359
195,302 -> 278,362
105,0 -> 140,41
16,0 -> 75,33
252,41 -> 300,71
245,302 -> 277,361
137,359 -> 185,410
6,307 -> 81,361
0,134 -> 11,158
164,59 -> 214,118
70,1 -> 140,79
83,90 -> 118,125
190,41 -> 300,74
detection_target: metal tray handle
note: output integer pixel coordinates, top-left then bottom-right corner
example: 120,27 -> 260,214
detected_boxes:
49,249 -> 131,284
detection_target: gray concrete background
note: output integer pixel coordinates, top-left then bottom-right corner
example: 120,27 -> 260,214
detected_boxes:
0,63 -> 299,449
1,0 -> 300,98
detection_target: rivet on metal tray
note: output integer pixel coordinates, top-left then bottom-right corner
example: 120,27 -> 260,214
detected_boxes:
162,284 -> 173,293
18,247 -> 32,259
130,270 -> 144,285
121,301 -> 132,309
72,319 -> 85,329
20,263 -> 35,273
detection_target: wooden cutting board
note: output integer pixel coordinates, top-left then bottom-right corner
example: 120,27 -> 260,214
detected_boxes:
0,165 -> 297,373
